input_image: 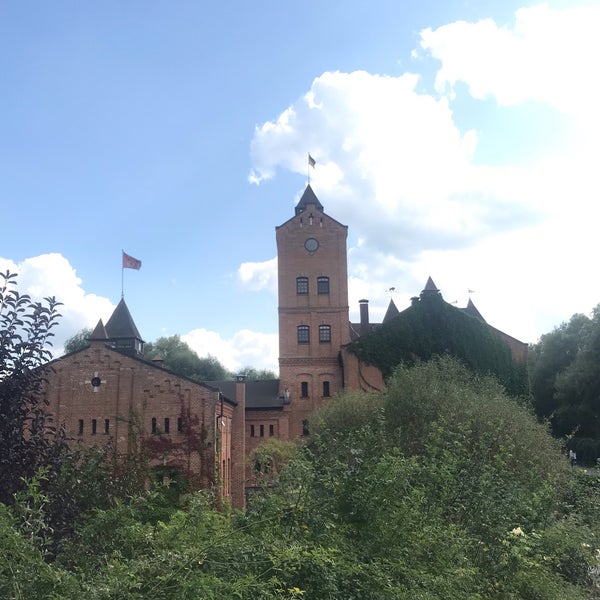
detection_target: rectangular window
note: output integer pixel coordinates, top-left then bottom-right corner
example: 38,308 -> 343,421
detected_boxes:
91,419 -> 97,435
78,419 -> 84,435
164,418 -> 170,434
296,276 -> 309,295
250,424 -> 255,437
301,381 -> 309,398
297,325 -> 310,344
269,424 -> 274,436
151,417 -> 157,434
323,381 -> 330,397
260,424 -> 265,437
177,416 -> 183,433
317,276 -> 329,294
104,418 -> 110,434
302,419 -> 310,436
319,324 -> 331,343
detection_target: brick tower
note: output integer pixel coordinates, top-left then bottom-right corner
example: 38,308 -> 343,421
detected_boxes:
276,185 -> 350,437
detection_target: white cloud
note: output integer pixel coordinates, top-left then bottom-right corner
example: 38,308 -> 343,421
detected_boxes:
182,328 -> 278,374
419,4 -> 600,116
238,257 -> 277,292
247,3 -> 600,344
0,254 -> 115,355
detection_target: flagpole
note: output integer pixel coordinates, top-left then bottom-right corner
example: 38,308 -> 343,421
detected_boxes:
307,153 -> 310,185
121,250 -> 124,299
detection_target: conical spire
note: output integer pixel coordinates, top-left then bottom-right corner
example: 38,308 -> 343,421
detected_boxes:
89,319 -> 108,341
295,184 -> 324,215
383,298 -> 400,323
104,298 -> 145,357
423,276 -> 439,293
463,298 -> 486,322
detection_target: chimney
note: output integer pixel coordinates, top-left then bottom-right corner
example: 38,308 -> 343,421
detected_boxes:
411,296 -> 419,306
359,299 -> 370,336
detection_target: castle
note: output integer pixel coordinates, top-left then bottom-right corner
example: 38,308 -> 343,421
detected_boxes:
41,184 -> 526,507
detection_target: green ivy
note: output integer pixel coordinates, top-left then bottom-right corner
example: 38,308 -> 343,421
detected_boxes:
348,292 -> 527,396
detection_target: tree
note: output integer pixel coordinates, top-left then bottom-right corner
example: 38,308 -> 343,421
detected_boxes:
63,327 -> 92,354
0,271 -> 66,504
530,307 -> 600,463
237,366 -> 278,380
144,335 -> 230,381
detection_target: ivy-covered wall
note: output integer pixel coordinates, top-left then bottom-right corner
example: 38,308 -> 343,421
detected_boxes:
347,292 -> 528,396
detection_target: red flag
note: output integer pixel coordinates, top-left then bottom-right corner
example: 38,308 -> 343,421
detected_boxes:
122,251 -> 142,270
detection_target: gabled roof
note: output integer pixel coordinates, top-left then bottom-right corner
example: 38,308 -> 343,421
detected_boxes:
105,298 -> 143,340
295,184 -> 324,215
383,298 -> 400,323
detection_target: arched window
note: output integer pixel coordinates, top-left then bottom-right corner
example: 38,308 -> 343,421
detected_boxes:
297,325 -> 310,344
319,324 -> 331,343
317,276 -> 329,294
296,276 -> 308,295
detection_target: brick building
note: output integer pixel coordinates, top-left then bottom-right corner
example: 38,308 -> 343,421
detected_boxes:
41,184 -> 526,507
42,299 -> 246,507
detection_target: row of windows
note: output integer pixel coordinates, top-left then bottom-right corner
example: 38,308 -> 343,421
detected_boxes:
300,381 -> 330,398
298,324 -> 331,343
78,418 -> 110,435
77,417 -> 185,436
151,417 -> 184,435
296,276 -> 329,295
250,423 -> 275,438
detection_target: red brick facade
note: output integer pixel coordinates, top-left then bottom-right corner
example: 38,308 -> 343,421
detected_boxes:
38,184 -> 526,509
276,185 -> 350,435
42,338 -> 244,506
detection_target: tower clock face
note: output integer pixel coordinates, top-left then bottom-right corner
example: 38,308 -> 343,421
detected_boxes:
304,237 -> 319,252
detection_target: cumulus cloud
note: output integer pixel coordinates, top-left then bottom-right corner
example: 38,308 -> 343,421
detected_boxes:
238,257 -> 277,293
247,3 -> 600,343
182,328 -> 278,374
419,4 -> 600,116
0,254 -> 115,355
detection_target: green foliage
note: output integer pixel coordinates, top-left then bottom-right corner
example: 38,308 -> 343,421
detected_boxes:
530,306 -> 600,463
348,291 -> 527,395
238,366 -> 278,380
144,335 -> 230,381
63,327 -> 92,354
0,353 -> 598,598
0,270 -> 67,505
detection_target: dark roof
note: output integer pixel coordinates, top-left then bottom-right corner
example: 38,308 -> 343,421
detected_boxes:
383,298 -> 400,323
105,298 -> 143,341
461,298 -> 486,322
295,184 -> 324,215
423,276 -> 439,293
349,321 -> 382,341
207,379 -> 284,409
89,319 -> 108,340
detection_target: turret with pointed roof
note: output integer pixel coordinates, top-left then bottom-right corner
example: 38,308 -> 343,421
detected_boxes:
383,298 -> 400,323
294,184 -> 324,215
462,298 -> 486,322
104,298 -> 145,357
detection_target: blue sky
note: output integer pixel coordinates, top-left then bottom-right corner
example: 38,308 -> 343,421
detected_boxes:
2,1 -> 599,373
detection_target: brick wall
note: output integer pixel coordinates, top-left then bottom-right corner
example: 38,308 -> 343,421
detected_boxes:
42,340 -> 231,496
